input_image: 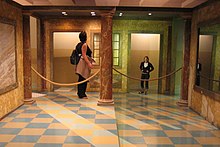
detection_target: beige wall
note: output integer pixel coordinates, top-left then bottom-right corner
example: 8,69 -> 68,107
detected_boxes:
129,34 -> 160,92
0,1 -> 24,119
189,1 -> 220,128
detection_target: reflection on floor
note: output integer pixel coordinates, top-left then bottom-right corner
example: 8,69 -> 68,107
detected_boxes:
0,89 -> 220,147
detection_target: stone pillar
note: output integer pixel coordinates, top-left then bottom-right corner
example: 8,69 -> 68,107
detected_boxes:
165,26 -> 172,95
177,19 -> 191,106
38,19 -> 47,91
98,8 -> 115,106
23,15 -> 35,104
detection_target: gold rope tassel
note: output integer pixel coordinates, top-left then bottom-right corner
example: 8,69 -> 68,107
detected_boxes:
113,67 -> 182,81
31,66 -> 100,86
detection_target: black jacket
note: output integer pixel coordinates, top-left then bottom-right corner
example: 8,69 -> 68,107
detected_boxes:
140,62 -> 154,74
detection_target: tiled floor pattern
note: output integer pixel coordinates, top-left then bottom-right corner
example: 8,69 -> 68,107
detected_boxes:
114,92 -> 220,147
0,89 -> 220,147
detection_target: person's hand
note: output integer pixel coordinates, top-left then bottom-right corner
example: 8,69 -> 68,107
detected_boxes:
88,62 -> 93,69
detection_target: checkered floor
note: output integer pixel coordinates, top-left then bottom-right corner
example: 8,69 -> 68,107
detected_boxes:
0,88 -> 220,147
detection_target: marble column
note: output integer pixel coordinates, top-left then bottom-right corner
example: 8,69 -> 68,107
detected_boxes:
98,9 -> 115,106
177,19 -> 191,106
23,15 -> 35,104
38,19 -> 47,91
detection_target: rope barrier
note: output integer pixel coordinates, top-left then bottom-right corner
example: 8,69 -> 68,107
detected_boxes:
200,74 -> 220,82
31,66 -> 100,86
113,67 -> 182,81
32,65 -> 182,86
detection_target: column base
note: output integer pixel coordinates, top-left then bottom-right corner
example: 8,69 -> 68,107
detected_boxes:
177,99 -> 188,107
97,99 -> 114,106
24,98 -> 36,104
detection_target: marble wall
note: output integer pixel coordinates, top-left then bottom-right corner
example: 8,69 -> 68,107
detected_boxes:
189,1 -> 220,128
0,1 -> 24,119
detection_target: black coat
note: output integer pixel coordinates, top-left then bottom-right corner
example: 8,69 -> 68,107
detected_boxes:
140,62 -> 154,74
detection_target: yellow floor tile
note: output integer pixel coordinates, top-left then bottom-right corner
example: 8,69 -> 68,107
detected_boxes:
92,136 -> 119,144
77,110 -> 96,114
16,114 -> 38,118
0,135 -> 15,142
6,143 -> 35,147
195,137 -> 220,144
98,124 -> 117,130
183,125 -> 208,131
2,122 -> 28,128
18,128 -> 45,135
38,136 -> 66,143
63,145 -> 91,147
211,130 -> 220,137
175,145 -> 202,147
95,114 -> 113,119
48,123 -> 69,129
119,130 -> 142,136
144,137 -> 172,144
31,118 -> 54,123
164,130 -> 192,137
72,130 -> 93,136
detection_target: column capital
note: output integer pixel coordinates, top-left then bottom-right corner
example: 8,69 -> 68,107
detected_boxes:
100,7 -> 116,17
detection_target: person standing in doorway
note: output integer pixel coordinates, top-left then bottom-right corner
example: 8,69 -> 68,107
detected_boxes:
139,56 -> 154,94
196,59 -> 202,86
75,31 -> 93,99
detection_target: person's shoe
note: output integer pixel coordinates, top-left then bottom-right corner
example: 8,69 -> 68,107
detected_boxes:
144,91 -> 147,95
138,91 -> 144,94
144,90 -> 148,95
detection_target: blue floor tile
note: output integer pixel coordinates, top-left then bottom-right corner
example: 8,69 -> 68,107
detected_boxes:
43,129 -> 69,135
0,128 -> 21,134
95,119 -> 116,124
79,114 -> 96,119
23,110 -> 42,114
65,136 -> 90,144
170,137 -> 199,144
26,123 -> 50,128
141,130 -> 167,137
12,118 -> 33,122
189,131 -> 215,137
64,104 -> 81,107
118,124 -> 138,130
12,135 -> 40,142
34,144 -> 62,147
0,122 -> 6,127
120,136 -> 145,144
36,114 -> 53,118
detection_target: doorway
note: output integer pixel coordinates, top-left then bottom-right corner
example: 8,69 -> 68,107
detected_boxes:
53,32 -> 80,89
128,33 -> 160,93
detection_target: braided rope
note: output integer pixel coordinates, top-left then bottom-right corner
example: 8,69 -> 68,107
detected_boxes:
31,66 -> 100,86
113,67 -> 182,81
200,74 -> 220,82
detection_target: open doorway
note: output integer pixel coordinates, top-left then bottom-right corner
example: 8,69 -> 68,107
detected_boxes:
128,33 -> 160,93
53,32 -> 80,90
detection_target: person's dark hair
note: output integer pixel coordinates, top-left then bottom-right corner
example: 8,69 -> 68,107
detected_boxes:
79,31 -> 87,43
144,56 -> 149,60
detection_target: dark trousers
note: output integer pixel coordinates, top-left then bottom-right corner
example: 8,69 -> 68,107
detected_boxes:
77,74 -> 87,98
141,73 -> 150,89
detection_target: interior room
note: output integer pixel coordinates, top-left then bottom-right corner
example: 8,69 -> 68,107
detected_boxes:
0,0 -> 220,146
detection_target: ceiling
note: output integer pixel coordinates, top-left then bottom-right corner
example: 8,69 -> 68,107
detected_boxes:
13,0 -> 208,8
11,0 -> 209,19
